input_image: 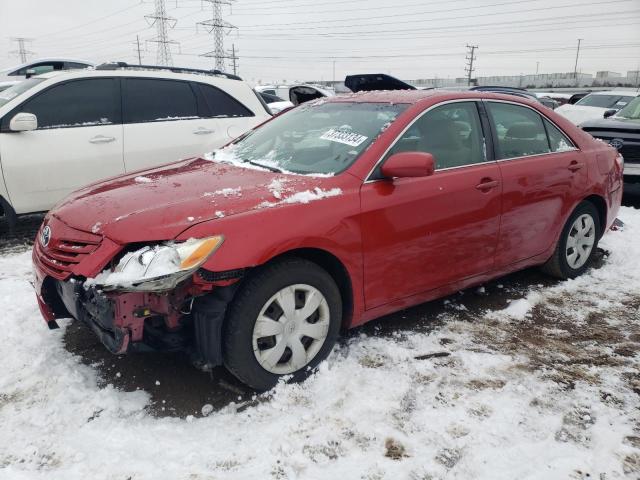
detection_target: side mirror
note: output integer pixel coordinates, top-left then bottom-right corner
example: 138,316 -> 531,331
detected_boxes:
25,68 -> 36,79
603,109 -> 616,119
381,152 -> 435,179
9,112 -> 38,132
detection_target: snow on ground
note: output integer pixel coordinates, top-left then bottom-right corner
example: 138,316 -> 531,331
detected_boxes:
0,208 -> 639,479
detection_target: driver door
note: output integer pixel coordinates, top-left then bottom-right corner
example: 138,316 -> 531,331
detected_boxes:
359,101 -> 502,309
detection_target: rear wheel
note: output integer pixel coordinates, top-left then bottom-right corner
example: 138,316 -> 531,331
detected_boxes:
222,258 -> 342,390
541,201 -> 601,279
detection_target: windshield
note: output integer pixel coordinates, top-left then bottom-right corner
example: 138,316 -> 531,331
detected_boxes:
615,96 -> 640,120
211,101 -> 408,175
0,78 -> 45,108
576,93 -> 634,109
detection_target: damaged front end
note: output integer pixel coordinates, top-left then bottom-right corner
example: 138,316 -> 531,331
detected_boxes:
33,217 -> 241,364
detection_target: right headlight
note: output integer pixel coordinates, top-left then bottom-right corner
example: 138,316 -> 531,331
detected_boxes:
86,236 -> 224,292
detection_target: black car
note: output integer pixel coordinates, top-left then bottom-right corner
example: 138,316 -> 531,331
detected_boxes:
581,96 -> 640,181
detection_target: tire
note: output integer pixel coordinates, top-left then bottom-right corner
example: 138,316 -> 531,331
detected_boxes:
541,201 -> 601,279
222,257 -> 342,391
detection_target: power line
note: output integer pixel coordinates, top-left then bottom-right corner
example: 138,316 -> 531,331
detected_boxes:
235,0 -> 635,32
465,44 -> 478,86
9,37 -> 35,63
197,0 -> 237,71
145,0 -> 179,66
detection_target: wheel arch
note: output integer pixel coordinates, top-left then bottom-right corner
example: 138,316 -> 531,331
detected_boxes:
267,247 -> 354,329
582,194 -> 607,238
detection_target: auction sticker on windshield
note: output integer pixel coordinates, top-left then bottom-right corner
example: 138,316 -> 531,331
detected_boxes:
320,128 -> 368,147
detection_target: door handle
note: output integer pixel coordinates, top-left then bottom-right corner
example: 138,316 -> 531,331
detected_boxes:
193,127 -> 214,135
568,161 -> 584,172
475,178 -> 500,191
89,135 -> 115,144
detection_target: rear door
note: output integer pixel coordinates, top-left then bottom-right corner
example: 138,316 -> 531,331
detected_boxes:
0,78 -> 124,213
485,100 -> 588,267
122,77 -> 224,172
360,100 -> 502,309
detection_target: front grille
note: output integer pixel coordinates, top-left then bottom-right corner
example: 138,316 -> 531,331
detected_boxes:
34,224 -> 102,280
620,146 -> 640,163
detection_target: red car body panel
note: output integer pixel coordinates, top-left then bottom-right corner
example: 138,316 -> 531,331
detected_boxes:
33,90 -> 623,341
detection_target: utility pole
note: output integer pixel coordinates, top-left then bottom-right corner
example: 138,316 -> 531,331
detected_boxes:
145,0 -> 178,66
227,43 -> 239,75
332,60 -> 336,85
198,0 -> 237,72
9,37 -> 34,63
465,44 -> 478,86
573,38 -> 583,87
135,35 -> 143,65
536,61 -> 539,75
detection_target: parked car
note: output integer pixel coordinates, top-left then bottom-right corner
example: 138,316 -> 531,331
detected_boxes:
0,62 -> 271,225
555,90 -> 638,125
470,86 -> 559,109
255,83 -> 334,106
344,73 -> 417,92
33,90 -> 623,390
257,91 -> 294,114
534,92 -> 572,106
0,58 -> 94,82
581,95 -> 640,181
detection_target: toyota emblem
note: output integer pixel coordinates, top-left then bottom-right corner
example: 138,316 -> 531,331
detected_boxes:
40,225 -> 51,247
609,138 -> 624,150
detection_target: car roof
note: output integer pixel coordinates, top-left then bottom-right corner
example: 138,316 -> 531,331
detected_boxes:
0,58 -> 95,73
323,88 -> 541,106
32,67 -> 244,86
587,90 -> 639,96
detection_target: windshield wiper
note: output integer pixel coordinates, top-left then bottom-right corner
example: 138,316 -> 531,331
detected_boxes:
245,160 -> 283,173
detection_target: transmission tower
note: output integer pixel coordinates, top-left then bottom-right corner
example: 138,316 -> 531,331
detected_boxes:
145,0 -> 178,66
198,0 -> 237,71
465,44 -> 478,86
10,37 -> 34,63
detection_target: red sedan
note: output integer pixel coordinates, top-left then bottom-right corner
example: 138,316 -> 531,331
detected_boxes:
33,90 -> 623,390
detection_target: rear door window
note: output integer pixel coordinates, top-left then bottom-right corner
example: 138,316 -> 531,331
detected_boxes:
486,102 -> 551,159
195,83 -> 254,118
123,78 -> 199,123
17,78 -> 120,129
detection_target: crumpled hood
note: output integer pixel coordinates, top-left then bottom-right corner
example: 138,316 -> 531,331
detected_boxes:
51,157 -> 335,244
555,104 -> 609,126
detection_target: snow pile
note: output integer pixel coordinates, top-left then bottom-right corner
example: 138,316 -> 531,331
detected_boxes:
204,145 -> 335,178
203,187 -> 242,198
134,176 -> 153,184
258,187 -> 342,208
0,207 -> 639,479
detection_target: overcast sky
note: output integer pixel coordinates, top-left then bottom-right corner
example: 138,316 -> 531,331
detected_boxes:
1,0 -> 639,83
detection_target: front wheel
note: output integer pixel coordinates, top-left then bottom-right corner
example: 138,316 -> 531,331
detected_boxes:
222,258 -> 342,390
541,201 -> 601,279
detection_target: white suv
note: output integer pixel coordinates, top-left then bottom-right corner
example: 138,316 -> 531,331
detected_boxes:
0,63 -> 271,221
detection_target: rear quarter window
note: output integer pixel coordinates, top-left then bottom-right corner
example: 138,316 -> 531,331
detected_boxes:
195,83 -> 254,118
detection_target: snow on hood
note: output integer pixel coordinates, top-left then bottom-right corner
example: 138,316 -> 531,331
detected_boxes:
51,156 -> 343,244
555,104 -> 609,126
